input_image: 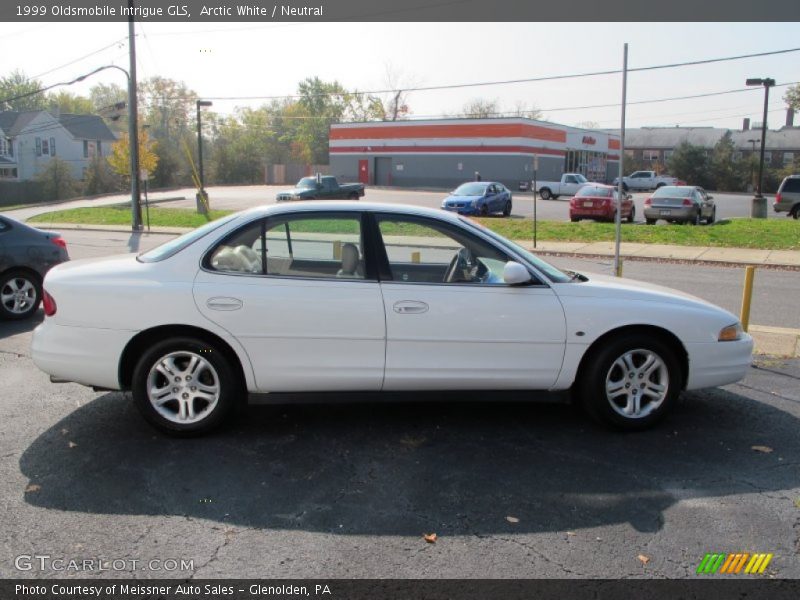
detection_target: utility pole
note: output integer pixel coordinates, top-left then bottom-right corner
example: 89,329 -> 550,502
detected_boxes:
196,100 -> 213,214
614,43 -> 628,278
745,77 -> 775,219
128,0 -> 143,231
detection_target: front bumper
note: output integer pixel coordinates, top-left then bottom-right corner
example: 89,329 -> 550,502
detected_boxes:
442,205 -> 479,215
32,321 -> 135,390
684,335 -> 753,390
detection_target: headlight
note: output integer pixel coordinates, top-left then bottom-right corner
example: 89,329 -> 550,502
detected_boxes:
718,322 -> 744,342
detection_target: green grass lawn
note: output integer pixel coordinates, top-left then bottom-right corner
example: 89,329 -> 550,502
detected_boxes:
28,205 -> 800,250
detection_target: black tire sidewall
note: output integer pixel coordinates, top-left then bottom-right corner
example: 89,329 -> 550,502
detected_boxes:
132,337 -> 240,435
0,270 -> 41,320
579,334 -> 681,430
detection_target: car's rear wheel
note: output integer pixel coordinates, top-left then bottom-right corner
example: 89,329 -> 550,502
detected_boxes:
502,201 -> 512,217
0,270 -> 41,320
348,192 -> 359,200
645,218 -> 656,225
691,212 -> 701,226
791,205 -> 799,219
132,337 -> 241,435
706,207 -> 716,224
578,333 -> 681,430
539,188 -> 552,200
627,206 -> 636,223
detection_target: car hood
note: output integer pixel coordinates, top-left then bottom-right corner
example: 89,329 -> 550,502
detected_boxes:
278,187 -> 314,195
554,271 -> 720,310
445,194 -> 482,202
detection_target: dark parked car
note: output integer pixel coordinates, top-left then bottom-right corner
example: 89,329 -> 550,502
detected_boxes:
0,215 -> 69,319
643,186 -> 716,225
441,181 -> 513,216
276,175 -> 365,202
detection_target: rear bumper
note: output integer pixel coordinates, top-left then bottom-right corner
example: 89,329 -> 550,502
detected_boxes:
684,335 -> 753,390
31,321 -> 134,390
644,207 -> 695,221
570,208 -> 615,220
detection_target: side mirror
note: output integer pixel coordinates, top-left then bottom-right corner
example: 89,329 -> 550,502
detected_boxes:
503,261 -> 532,286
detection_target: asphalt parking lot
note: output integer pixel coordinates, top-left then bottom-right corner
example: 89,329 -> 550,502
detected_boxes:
1,314 -> 799,579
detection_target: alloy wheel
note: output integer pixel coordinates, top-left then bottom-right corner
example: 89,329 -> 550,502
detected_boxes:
146,351 -> 221,425
604,348 -> 669,419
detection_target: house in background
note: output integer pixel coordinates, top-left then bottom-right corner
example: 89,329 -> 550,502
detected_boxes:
0,110 -> 117,182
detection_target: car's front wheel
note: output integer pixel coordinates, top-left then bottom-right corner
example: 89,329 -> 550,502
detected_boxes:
503,201 -> 512,217
132,337 -> 241,435
578,333 -> 681,430
0,269 -> 41,320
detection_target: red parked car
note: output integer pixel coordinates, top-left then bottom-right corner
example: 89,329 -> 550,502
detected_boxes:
569,185 -> 635,223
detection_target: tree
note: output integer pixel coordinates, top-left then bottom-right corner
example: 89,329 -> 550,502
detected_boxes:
459,98 -> 501,118
35,158 -> 78,201
0,70 -> 46,111
84,155 -> 124,196
784,83 -> 800,112
509,100 -> 543,120
667,142 -> 712,188
46,91 -> 94,115
379,63 -> 414,121
108,129 -> 159,180
710,131 -> 748,191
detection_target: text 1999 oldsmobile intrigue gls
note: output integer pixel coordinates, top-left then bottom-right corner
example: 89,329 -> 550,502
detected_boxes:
31,202 -> 752,435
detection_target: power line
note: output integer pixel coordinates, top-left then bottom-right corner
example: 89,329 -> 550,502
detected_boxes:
32,37 -> 128,81
181,46 -> 800,101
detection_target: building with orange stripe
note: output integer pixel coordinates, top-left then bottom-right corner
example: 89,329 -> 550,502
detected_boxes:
329,117 -> 621,189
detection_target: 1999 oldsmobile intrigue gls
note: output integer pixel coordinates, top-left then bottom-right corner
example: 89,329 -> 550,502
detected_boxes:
32,203 -> 752,435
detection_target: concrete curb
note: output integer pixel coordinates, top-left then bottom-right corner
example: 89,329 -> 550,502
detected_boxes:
749,325 -> 800,358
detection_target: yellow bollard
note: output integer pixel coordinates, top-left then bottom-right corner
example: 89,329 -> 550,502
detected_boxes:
740,266 -> 755,332
333,240 -> 342,260
411,251 -> 421,264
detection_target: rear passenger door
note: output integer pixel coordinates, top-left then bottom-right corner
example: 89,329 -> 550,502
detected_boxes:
193,211 -> 386,392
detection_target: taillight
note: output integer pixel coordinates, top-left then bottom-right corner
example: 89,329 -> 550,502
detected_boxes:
683,198 -> 693,206
49,237 -> 67,251
775,192 -> 782,204
644,197 -> 652,206
43,289 -> 57,317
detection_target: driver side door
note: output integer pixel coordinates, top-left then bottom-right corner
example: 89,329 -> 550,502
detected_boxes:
373,213 -> 567,391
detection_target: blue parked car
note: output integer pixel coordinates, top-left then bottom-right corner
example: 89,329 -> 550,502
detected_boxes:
441,182 -> 513,217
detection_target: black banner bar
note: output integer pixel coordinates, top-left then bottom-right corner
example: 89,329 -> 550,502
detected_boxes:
2,0 -> 800,22
3,580 -> 800,600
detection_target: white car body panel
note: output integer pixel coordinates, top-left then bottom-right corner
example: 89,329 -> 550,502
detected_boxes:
31,202 -> 753,402
380,282 -> 566,390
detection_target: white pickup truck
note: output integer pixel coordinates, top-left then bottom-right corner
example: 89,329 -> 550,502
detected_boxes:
535,173 -> 591,199
612,170 -> 684,191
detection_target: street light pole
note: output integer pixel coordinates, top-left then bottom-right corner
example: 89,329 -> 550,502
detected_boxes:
196,100 -> 213,214
747,138 -> 760,191
128,0 -> 142,231
745,77 -> 775,218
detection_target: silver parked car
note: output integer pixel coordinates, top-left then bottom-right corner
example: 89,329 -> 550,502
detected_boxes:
0,215 -> 69,319
643,186 -> 716,225
773,175 -> 800,218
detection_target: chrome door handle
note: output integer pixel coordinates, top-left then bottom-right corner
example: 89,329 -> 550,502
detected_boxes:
206,297 -> 243,311
393,300 -> 429,314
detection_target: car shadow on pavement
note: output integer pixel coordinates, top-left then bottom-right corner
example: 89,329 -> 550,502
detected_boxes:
0,311 -> 42,341
19,385 -> 800,536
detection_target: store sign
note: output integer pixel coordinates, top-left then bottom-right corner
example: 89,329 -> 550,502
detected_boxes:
582,136 -> 597,145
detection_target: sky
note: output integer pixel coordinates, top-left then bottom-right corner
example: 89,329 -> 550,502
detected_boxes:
1,21 -> 798,131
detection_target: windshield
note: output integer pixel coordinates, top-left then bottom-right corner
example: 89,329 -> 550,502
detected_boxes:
576,186 -> 613,198
653,186 -> 693,198
458,217 -> 573,283
296,177 -> 317,189
138,213 -> 239,262
453,182 -> 489,196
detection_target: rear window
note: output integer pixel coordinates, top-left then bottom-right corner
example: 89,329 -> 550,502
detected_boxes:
653,186 -> 692,198
576,186 -> 613,198
779,178 -> 800,193
138,214 -> 239,262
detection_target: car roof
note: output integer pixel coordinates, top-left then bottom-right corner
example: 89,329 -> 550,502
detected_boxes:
239,201 -> 466,224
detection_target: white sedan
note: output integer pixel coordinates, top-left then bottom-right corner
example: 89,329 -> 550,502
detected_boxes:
32,202 -> 752,435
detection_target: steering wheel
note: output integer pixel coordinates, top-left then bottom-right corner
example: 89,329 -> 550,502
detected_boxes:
443,247 -> 475,283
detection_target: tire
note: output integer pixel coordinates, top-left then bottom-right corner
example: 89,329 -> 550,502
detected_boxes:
791,205 -> 800,220
627,206 -> 636,223
348,192 -> 359,200
656,182 -> 666,189
645,218 -> 656,225
690,212 -> 701,226
479,204 -> 489,217
502,201 -> 512,217
577,333 -> 681,431
570,217 -> 580,223
539,188 -> 552,200
622,183 -> 629,192
132,337 -> 242,436
706,207 -> 716,224
0,269 -> 41,320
